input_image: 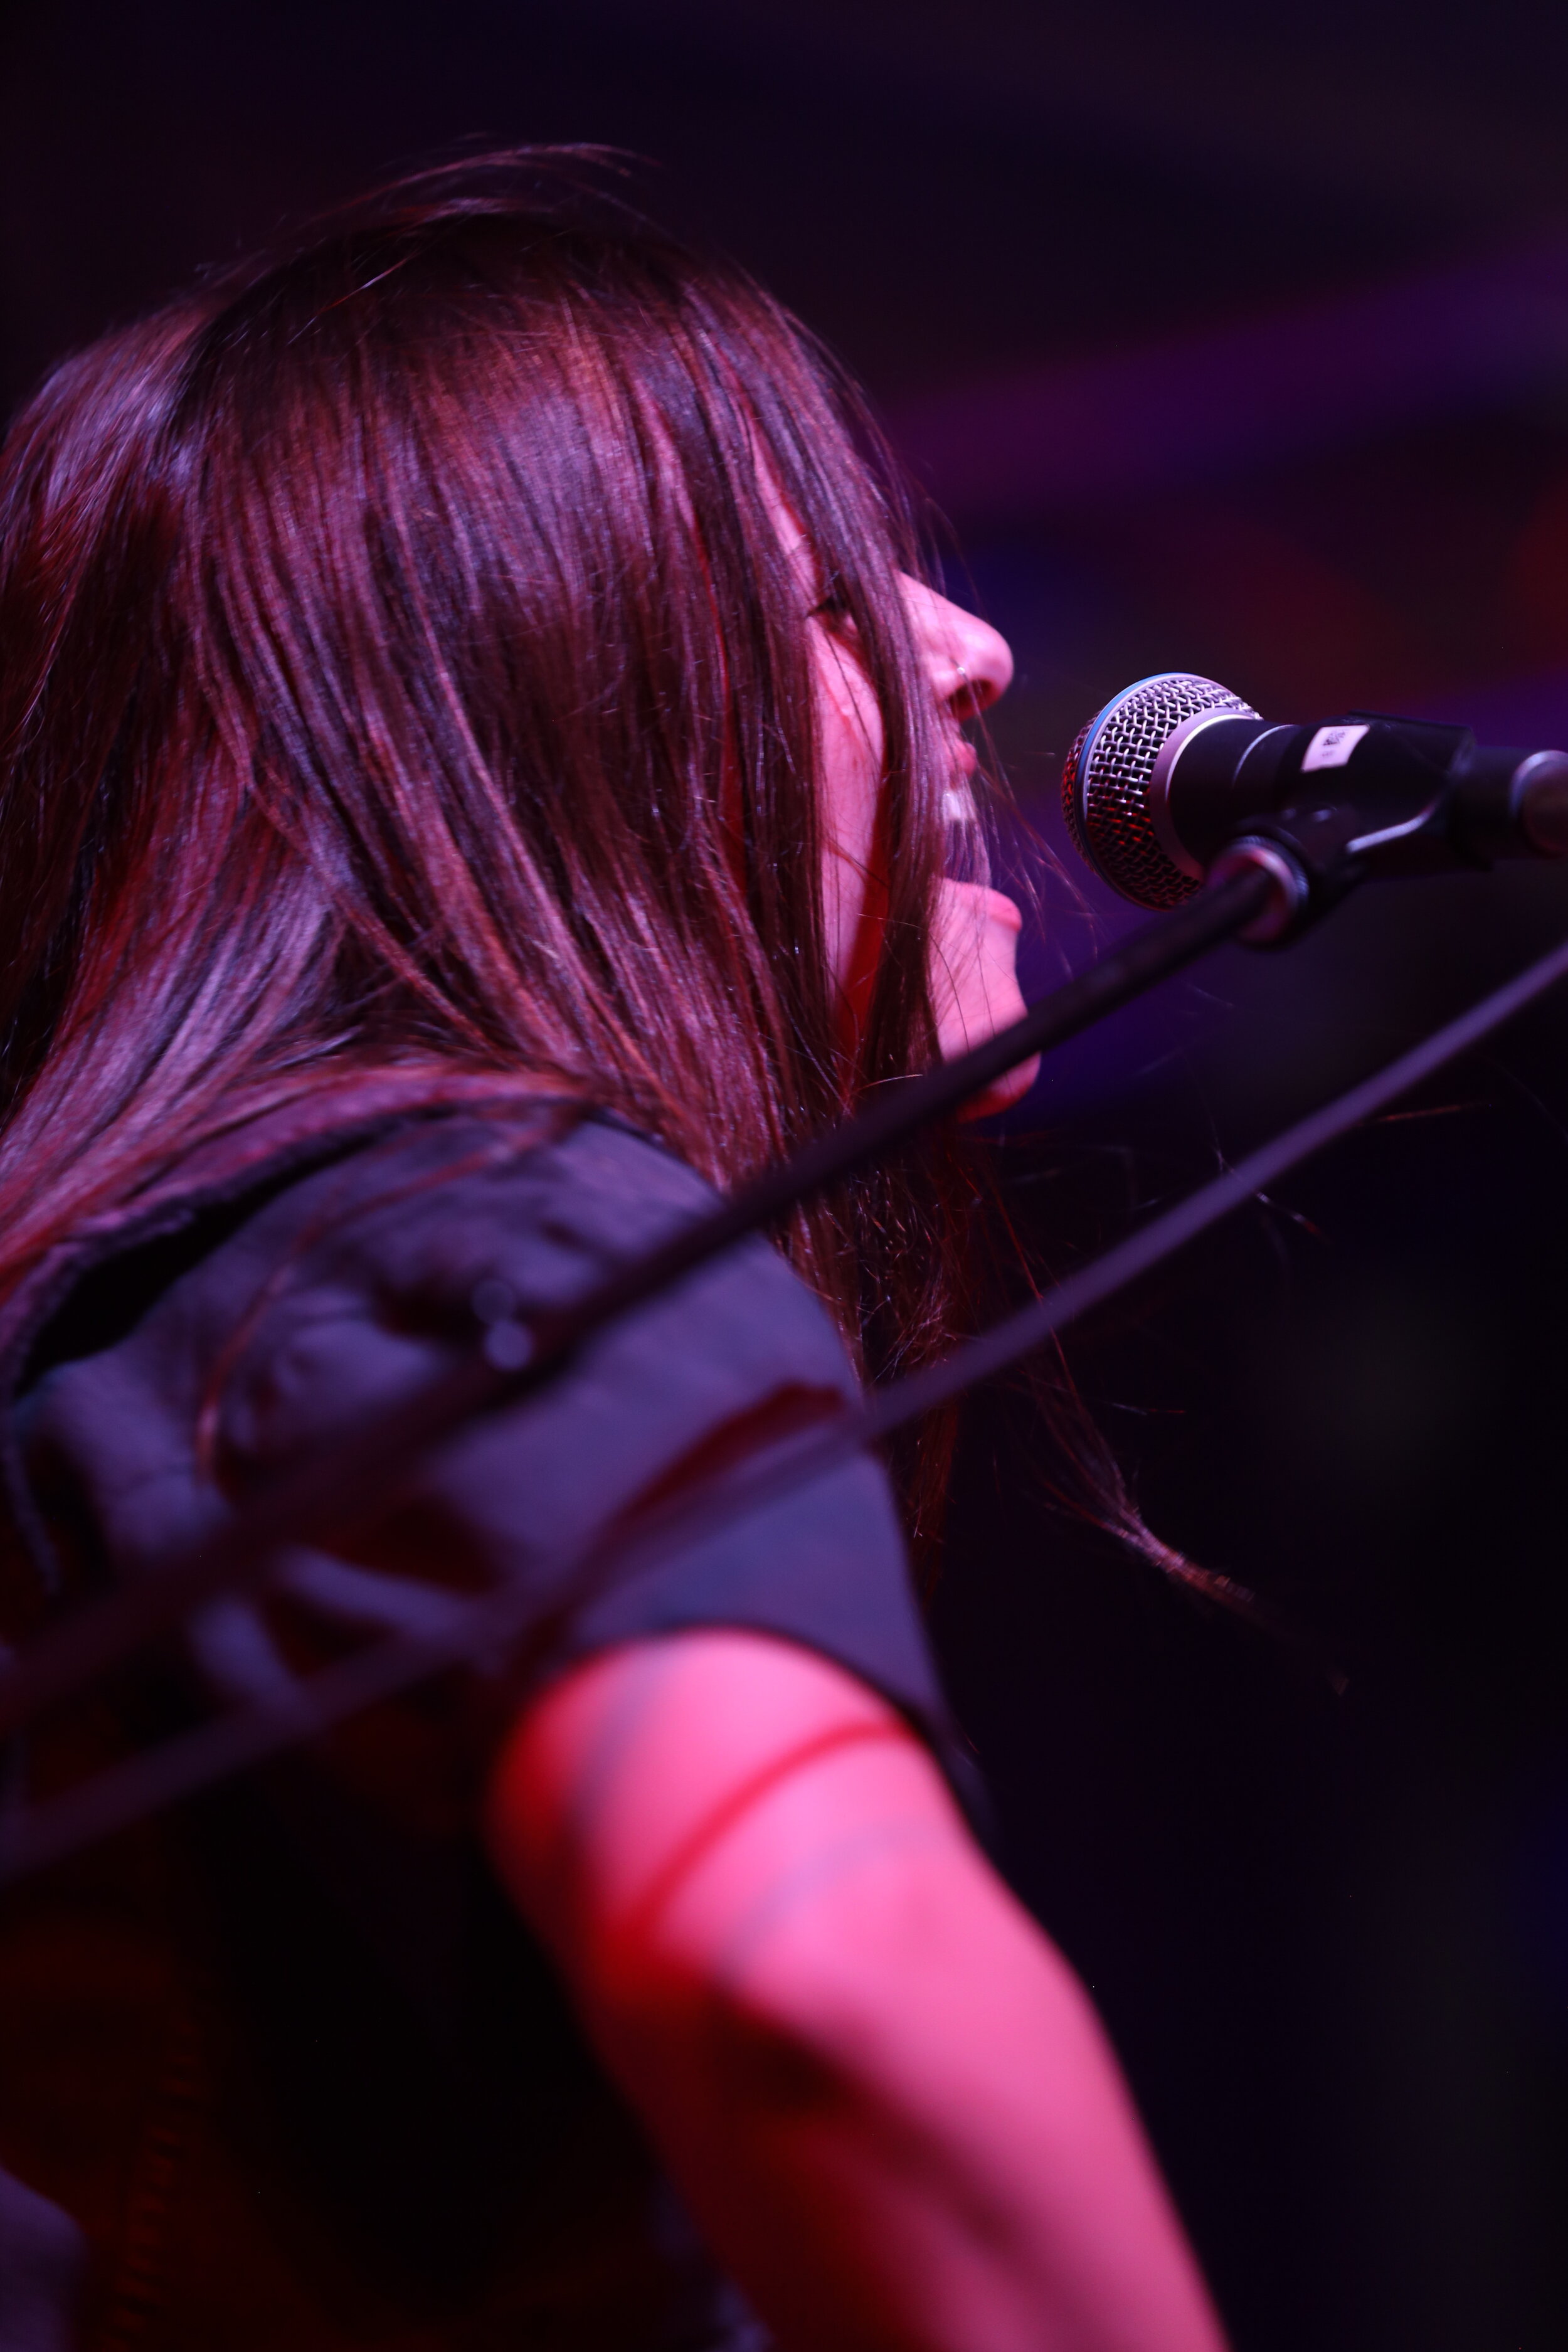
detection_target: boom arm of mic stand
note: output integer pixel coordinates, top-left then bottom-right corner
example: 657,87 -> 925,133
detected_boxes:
0,864 -> 1278,1744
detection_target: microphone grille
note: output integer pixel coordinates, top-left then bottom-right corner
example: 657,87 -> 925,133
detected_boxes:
1062,672 -> 1260,907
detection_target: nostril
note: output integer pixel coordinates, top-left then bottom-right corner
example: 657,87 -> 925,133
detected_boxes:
945,662 -> 987,721
945,654 -> 1008,719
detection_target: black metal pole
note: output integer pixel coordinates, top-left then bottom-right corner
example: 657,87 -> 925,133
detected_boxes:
14,915 -> 1568,1883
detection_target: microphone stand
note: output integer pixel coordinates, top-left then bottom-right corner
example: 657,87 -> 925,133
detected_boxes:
6,738 -> 1566,1870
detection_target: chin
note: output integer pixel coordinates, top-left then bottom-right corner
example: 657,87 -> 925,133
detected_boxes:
957,1052 -> 1040,1123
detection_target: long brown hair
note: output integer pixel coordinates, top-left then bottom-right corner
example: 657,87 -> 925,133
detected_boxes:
0,151 -> 991,1542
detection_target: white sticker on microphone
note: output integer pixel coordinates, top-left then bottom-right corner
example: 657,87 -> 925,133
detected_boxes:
1301,723 -> 1369,771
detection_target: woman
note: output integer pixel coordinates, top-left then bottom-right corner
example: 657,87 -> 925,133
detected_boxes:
0,155 -> 1227,2351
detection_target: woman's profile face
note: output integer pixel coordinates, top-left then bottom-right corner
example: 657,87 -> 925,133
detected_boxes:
801,549 -> 1039,1117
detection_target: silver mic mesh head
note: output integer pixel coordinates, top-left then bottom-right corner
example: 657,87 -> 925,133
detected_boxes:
1062,672 -> 1260,908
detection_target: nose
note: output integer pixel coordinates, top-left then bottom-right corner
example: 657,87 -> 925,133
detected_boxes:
899,576 -> 1014,718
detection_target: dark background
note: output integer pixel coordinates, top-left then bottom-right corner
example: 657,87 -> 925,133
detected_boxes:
6,4 -> 1568,2341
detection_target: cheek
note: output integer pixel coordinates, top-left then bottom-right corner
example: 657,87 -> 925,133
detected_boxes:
812,629 -> 884,988
816,649 -> 882,866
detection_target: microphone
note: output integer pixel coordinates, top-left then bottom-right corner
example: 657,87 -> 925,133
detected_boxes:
1062,670 -> 1568,914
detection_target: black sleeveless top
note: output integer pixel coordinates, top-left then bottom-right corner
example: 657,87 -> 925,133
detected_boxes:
0,1087 -> 960,2352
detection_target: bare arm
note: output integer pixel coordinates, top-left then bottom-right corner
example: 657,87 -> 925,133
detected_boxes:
485,1628 -> 1228,2352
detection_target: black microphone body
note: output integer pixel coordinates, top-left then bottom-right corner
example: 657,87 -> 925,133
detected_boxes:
1062,672 -> 1568,928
